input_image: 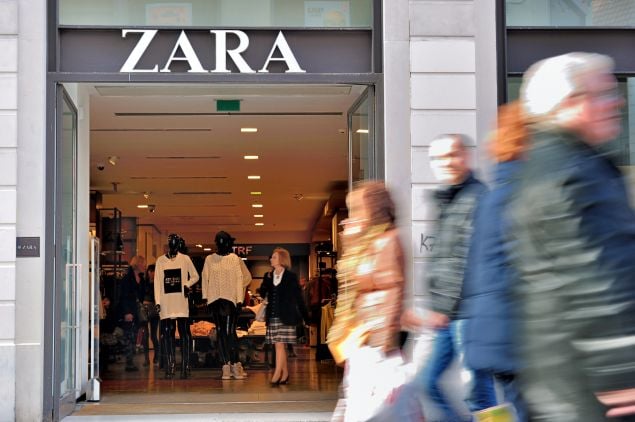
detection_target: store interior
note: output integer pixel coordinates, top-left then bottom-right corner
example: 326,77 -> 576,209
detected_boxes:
74,82 -> 371,413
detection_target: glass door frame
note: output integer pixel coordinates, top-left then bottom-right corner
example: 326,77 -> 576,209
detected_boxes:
347,85 -> 382,190
44,84 -> 80,421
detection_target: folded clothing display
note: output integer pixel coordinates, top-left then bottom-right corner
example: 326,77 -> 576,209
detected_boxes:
190,320 -> 215,337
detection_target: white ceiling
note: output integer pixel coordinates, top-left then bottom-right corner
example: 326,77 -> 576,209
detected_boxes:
89,83 -> 366,247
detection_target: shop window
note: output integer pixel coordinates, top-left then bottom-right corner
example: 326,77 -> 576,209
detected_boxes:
506,76 -> 634,166
506,0 -> 635,27
59,0 -> 372,28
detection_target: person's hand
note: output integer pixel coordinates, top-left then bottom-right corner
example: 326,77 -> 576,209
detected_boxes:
597,388 -> 635,417
401,309 -> 425,331
124,313 -> 134,322
425,311 -> 450,330
155,304 -> 161,315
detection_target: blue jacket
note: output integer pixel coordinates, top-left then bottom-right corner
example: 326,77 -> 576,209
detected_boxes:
463,161 -> 521,374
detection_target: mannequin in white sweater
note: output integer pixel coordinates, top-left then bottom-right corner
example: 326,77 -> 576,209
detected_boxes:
202,231 -> 252,380
155,234 -> 199,379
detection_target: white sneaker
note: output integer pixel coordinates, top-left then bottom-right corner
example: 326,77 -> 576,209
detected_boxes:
221,364 -> 231,380
231,363 -> 246,380
235,362 -> 247,377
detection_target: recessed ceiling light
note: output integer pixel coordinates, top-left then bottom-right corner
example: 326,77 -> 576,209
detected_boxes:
255,223 -> 264,226
244,155 -> 259,160
195,244 -> 203,248
203,247 -> 212,251
250,191 -> 262,196
252,204 -> 263,208
254,214 -> 264,218
137,204 -> 149,209
247,175 -> 261,180
356,129 -> 369,134
241,128 -> 258,133
108,155 -> 119,165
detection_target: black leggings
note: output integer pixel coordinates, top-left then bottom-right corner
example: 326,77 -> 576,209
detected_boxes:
161,318 -> 191,364
210,299 -> 238,364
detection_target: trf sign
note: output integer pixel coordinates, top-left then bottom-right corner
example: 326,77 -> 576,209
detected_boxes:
120,29 -> 306,74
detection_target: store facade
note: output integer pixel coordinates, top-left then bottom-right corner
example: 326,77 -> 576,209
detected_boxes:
1,1 -> 498,420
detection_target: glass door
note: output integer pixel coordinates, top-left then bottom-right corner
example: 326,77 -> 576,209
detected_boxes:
55,86 -> 80,419
347,86 -> 375,189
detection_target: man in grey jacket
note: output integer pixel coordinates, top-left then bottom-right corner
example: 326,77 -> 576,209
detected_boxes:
403,134 -> 496,421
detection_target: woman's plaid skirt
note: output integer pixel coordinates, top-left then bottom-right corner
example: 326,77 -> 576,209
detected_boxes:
265,317 -> 297,344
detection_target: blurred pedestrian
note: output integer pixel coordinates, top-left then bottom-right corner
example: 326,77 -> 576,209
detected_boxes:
328,181 -> 407,421
118,255 -> 147,372
462,101 -> 529,421
507,52 -> 635,421
142,264 -> 160,366
259,247 -> 309,385
401,134 -> 496,421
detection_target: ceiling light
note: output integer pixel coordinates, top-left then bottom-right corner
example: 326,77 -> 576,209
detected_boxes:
252,204 -> 263,208
250,192 -> 262,196
137,204 -> 149,209
203,247 -> 212,251
195,244 -> 203,248
244,155 -> 259,160
247,175 -> 261,180
255,223 -> 264,226
143,192 -> 151,199
254,214 -> 264,218
241,128 -> 258,133
356,129 -> 369,134
108,155 -> 119,165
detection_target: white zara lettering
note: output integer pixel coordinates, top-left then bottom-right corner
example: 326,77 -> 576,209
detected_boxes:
160,30 -> 205,73
210,30 -> 255,73
120,29 -> 159,72
119,29 -> 305,74
259,31 -> 306,73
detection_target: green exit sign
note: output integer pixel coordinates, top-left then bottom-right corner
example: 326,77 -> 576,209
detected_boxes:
216,100 -> 241,112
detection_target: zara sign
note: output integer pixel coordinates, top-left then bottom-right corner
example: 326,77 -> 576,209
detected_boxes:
58,28 -> 372,74
120,29 -> 306,73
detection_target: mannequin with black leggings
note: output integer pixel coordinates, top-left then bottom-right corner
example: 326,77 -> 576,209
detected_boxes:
154,234 -> 199,379
201,231 -> 252,380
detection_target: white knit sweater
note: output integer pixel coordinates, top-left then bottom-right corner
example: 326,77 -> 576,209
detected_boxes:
154,252 -> 200,319
202,253 -> 252,305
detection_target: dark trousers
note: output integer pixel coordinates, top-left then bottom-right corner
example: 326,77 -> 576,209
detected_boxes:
122,320 -> 138,367
210,299 -> 238,364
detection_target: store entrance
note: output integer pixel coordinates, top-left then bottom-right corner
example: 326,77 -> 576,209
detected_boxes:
64,82 -> 376,416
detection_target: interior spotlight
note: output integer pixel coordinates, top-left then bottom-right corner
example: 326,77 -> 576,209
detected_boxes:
108,156 -> 119,166
148,204 -> 156,213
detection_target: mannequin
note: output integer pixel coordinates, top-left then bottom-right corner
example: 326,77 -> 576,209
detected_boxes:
154,233 -> 199,379
201,231 -> 252,380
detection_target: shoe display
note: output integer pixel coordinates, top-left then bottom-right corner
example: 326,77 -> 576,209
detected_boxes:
221,364 -> 231,380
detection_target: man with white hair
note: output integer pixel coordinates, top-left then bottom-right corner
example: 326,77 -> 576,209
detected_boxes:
508,52 -> 635,420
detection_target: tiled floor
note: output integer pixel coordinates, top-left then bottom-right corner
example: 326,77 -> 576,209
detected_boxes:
70,345 -> 342,419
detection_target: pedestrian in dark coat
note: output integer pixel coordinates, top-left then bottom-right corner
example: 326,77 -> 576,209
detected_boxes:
508,52 -> 635,421
463,101 -> 529,421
